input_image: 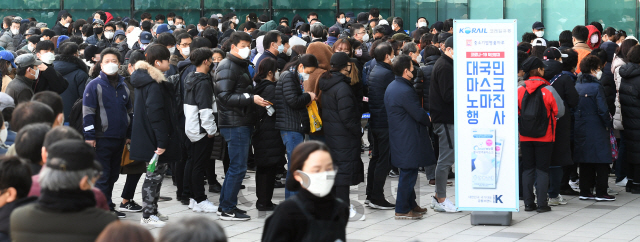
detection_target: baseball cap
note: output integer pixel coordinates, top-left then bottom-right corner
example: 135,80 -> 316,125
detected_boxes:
92,19 -> 105,26
391,33 -> 412,42
0,92 -> 15,111
24,27 -> 38,36
444,36 -> 454,49
328,26 -> 340,36
27,35 -> 40,44
46,140 -> 102,172
0,50 -> 16,68
140,31 -> 153,44
521,56 -> 544,72
532,21 -> 545,30
14,54 -> 42,68
543,47 -> 568,60
531,38 -> 547,47
345,12 -> 355,19
248,13 -> 258,22
357,12 -> 369,25
330,52 -> 357,70
156,24 -> 173,35
432,21 -> 444,32
438,32 -> 452,43
114,30 -> 126,38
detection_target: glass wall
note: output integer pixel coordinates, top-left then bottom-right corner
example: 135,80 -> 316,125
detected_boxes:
134,0 -> 201,26
438,0 -> 469,20
273,0 -> 335,26
470,0 -> 502,20
506,0 -> 541,42
66,0 -> 129,27
588,0 -> 636,37
544,0 -> 585,41
393,0 -> 435,33
0,0 -> 60,28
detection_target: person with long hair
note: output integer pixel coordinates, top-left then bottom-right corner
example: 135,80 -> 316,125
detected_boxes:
619,45 -> 640,194
0,51 -> 15,93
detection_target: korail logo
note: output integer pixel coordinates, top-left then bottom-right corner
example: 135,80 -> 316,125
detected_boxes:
460,27 -> 488,34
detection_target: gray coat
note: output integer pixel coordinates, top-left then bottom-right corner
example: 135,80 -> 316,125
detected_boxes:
0,31 -> 16,51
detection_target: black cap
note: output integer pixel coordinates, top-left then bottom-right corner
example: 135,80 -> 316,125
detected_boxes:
46,140 -> 102,172
521,56 -> 545,72
543,47 -> 568,60
27,35 -> 40,44
357,12 -> 369,25
444,36 -> 454,49
330,52 -> 357,70
532,21 -> 545,30
41,29 -> 55,38
141,20 -> 152,31
432,21 -> 444,32
248,13 -> 258,22
438,32 -> 452,43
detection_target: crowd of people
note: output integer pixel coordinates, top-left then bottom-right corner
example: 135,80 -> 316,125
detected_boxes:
0,6 -> 636,242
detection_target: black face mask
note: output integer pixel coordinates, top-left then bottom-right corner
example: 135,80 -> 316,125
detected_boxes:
94,27 -> 103,35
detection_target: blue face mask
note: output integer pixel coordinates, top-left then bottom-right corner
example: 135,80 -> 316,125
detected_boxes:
277,44 -> 285,54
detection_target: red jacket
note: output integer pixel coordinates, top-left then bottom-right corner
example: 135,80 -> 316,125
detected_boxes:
587,25 -> 602,50
518,77 -> 565,142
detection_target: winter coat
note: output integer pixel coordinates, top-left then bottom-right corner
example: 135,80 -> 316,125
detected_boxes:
612,56 -> 626,130
276,52 -> 290,71
33,63 -> 69,94
420,55 -> 439,112
368,61 -> 394,129
574,73 -> 612,164
53,55 -> 89,121
82,72 -> 132,140
542,60 -> 563,82
619,62 -> 640,164
52,22 -> 68,36
385,76 -> 435,169
601,61 -> 616,115
361,58 -> 376,88
574,43 -> 592,74
129,61 -> 182,163
518,77 -> 565,142
586,25 -> 602,50
252,80 -> 287,167
549,71 -> 579,166
430,54 -> 454,124
0,197 -> 36,242
274,69 -> 311,133
304,43 -> 334,109
5,75 -> 34,105
411,61 -> 425,107
213,53 -> 256,128
184,71 -> 217,142
0,31 -> 16,51
319,72 -> 363,186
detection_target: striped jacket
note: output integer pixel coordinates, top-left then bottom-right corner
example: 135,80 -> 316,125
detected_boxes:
82,72 -> 132,140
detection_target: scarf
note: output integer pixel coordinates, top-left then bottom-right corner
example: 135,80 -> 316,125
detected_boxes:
38,189 -> 96,212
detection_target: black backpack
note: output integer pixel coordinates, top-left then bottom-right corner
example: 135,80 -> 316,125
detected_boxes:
519,84 -> 550,138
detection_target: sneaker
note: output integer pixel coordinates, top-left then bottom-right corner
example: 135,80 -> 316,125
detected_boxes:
548,195 -> 568,206
388,170 -> 399,178
608,188 -> 619,195
560,189 -> 580,196
524,204 -> 537,212
395,210 -> 423,220
596,194 -> 616,201
120,200 -> 143,212
569,180 -> 580,191
369,200 -> 395,210
156,212 -> 169,221
220,209 -> 251,221
413,206 -> 428,215
430,196 -> 438,209
112,210 -> 126,218
579,194 -> 596,200
188,198 -> 196,209
244,174 -> 250,179
217,207 -> 247,216
158,196 -> 172,202
364,199 -> 370,206
536,205 -> 552,213
616,177 -> 628,187
140,215 -> 166,227
428,179 -> 453,186
256,203 -> 277,211
349,204 -> 366,221
434,198 -> 459,213
209,180 -> 222,193
193,199 -> 218,213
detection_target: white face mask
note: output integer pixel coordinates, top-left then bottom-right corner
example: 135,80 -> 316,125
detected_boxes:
418,22 -> 427,28
0,128 -> 7,144
339,18 -> 346,24
417,54 -> 422,63
10,29 -> 18,35
596,70 -> 603,79
181,47 -> 190,56
41,52 -> 55,65
234,19 -> 239,24
175,24 -> 184,29
168,21 -> 174,26
27,44 -> 34,52
82,36 -> 87,41
535,31 -> 544,38
297,170 -> 336,197
168,46 -> 176,53
104,31 -> 114,39
362,33 -> 369,42
32,68 -> 40,79
237,47 -> 251,59
300,72 -> 310,81
286,47 -> 292,56
102,62 -> 119,75
63,22 -> 70,28
591,34 -> 599,44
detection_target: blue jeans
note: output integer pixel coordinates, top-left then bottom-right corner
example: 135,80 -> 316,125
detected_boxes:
396,168 -> 418,214
281,130 -> 304,199
219,127 -> 252,212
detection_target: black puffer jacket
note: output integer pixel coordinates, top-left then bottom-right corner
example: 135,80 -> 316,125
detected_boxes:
33,62 -> 69,94
274,70 -> 311,133
430,54 -> 454,124
601,61 -> 616,116
619,62 -> 640,164
542,59 -> 563,82
420,55 -> 439,112
53,55 -> 89,121
129,61 -> 181,163
411,61 -> 425,107
253,80 -> 287,167
213,53 -> 256,128
319,72 -> 363,186
549,70 -> 579,167
367,61 -> 394,129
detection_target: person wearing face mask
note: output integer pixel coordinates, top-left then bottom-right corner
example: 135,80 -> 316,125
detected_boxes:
86,20 -> 106,46
82,48 -> 133,218
10,140 -> 118,242
275,34 -> 291,71
53,42 -> 90,121
319,52 -> 365,220
332,12 -> 347,33
0,51 -> 16,94
254,31 -> 282,75
262,141 -> 348,242
586,25 -> 602,50
53,12 -> 73,36
23,36 -> 39,53
411,17 -> 429,37
171,33 -> 192,67
32,41 -> 69,94
6,54 -> 42,104
351,23 -> 372,63
392,17 -> 405,35
532,21 -> 547,41
95,22 -> 117,50
572,25 -> 592,73
573,55 -> 615,201
0,19 -> 22,51
0,156 -> 36,241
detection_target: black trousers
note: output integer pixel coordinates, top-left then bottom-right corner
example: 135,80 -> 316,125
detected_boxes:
560,164 -> 578,190
121,173 -> 143,200
366,128 -> 392,204
256,165 -> 277,206
185,136 -> 214,202
332,185 -> 350,204
177,138 -> 191,199
521,141 -> 552,207
579,163 -> 610,196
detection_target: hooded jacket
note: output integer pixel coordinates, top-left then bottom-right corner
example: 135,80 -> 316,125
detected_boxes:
586,25 -> 602,50
612,56 -> 626,130
274,69 -> 311,133
619,62 -> 640,164
213,53 -> 256,128
54,55 -> 89,120
517,77 -> 565,142
574,42 -> 592,74
574,73 -> 612,164
549,70 -> 579,166
304,42 -> 334,108
319,72 -> 363,186
259,20 -> 278,32
82,71 -> 132,140
33,62 -> 69,94
252,79 -> 287,167
130,61 -> 182,162
52,21 -> 68,36
420,54 -> 439,111
368,61 -> 394,129
430,54 -> 454,124
184,71 -> 217,142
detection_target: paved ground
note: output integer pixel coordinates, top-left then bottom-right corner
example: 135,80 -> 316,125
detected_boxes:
112,142 -> 640,242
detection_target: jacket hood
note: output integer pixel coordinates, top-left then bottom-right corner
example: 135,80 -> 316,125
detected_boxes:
54,55 -> 89,75
542,60 -> 563,81
619,62 -> 640,79
423,54 -> 439,65
523,76 -> 550,93
586,25 -> 602,50
184,72 -> 210,92
177,57 -> 192,71
130,61 -> 166,88
319,72 -> 350,91
612,56 -> 626,73
255,79 -> 275,94
576,72 -> 601,84
307,42 -> 334,70
259,20 -> 277,32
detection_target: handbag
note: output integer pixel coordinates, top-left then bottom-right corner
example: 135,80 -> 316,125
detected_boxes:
307,101 -> 322,133
120,144 -> 134,167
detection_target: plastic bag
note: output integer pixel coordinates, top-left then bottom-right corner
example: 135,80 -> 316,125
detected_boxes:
307,101 -> 322,133
147,153 -> 159,173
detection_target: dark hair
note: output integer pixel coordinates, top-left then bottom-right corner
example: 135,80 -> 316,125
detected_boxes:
374,42 -> 393,62
627,45 -> 640,64
291,45 -> 307,56
115,21 -> 126,30
393,17 -> 403,29
0,60 -> 11,78
156,33 -> 176,47
517,50 -> 529,71
199,17 -> 208,27
612,29 -> 627,43
95,221 -> 154,242
145,44 -> 171,65
531,46 -> 546,60
590,48 -> 608,65
201,29 -> 218,47
31,91 -> 63,115
423,45 -> 441,58
82,23 -> 93,37
254,57 -> 277,83
369,39 -> 384,59
263,30 -> 281,50
559,30 -> 573,47
572,25 -> 589,42
229,32 -> 252,47
15,123 -> 51,165
282,54 -> 319,73
16,64 -> 32,77
369,8 -> 380,18
190,48 -> 214,67
11,101 -> 55,132
285,141 -> 331,191
155,14 -> 166,21
128,19 -> 139,28
212,48 -> 225,59
617,38 -> 639,61
522,32 -> 537,43
94,11 -> 107,22
579,55 -> 602,74
73,19 -> 87,35
2,107 -> 13,126
3,17 -> 12,29
335,12 -> 345,19
307,12 -> 318,19
190,37 -> 213,49
0,156 -> 32,199
141,12 -> 152,21
177,33 -> 192,45
392,54 -> 413,76
36,40 -> 55,53
104,22 -> 116,31
561,49 -> 578,72
443,19 -> 453,32
100,47 -> 122,64
167,12 -> 176,18
68,36 -> 84,45
547,41 -> 559,48
244,21 -> 257,31
129,50 -> 146,66
602,27 -> 616,38
43,126 -> 82,149
589,21 -> 603,34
